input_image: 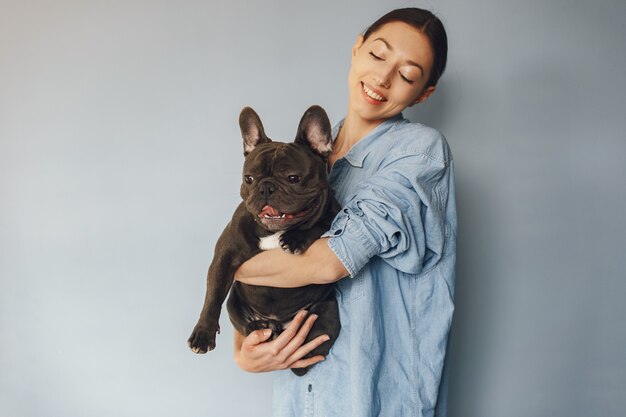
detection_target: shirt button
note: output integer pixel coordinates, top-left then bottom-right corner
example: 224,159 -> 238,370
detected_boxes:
334,229 -> 342,235
308,384 -> 312,392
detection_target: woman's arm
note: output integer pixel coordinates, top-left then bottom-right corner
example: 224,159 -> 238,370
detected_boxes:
235,238 -> 349,288
234,310 -> 330,372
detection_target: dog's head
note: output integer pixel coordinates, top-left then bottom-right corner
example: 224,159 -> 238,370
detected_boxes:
238,105 -> 333,232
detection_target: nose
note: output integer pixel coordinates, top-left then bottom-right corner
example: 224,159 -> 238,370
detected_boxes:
259,181 -> 276,199
374,66 -> 392,88
374,76 -> 390,88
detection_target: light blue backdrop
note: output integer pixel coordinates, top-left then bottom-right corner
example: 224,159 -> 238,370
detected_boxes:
1,1 -> 625,416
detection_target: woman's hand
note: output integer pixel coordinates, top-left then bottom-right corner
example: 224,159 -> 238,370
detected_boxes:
234,310 -> 330,373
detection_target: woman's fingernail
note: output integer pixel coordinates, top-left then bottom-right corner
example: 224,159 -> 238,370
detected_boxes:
263,329 -> 272,337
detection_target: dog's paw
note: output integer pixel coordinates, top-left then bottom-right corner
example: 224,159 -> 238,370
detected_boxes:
279,232 -> 311,254
187,323 -> 219,354
245,320 -> 283,339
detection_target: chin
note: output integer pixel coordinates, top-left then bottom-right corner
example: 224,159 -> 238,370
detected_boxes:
352,106 -> 389,123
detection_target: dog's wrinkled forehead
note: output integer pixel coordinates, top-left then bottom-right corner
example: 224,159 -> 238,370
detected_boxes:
243,142 -> 318,174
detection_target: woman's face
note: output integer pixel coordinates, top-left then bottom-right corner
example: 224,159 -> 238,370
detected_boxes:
347,21 -> 435,123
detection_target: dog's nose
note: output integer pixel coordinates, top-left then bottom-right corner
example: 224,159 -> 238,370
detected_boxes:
260,181 -> 276,199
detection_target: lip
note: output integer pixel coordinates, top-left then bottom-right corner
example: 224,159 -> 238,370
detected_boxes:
258,215 -> 304,231
360,82 -> 387,105
256,198 -> 320,231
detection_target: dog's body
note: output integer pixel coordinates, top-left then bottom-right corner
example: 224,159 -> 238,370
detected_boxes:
188,106 -> 340,376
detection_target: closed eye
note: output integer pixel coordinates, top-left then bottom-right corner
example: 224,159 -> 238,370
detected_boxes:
400,73 -> 415,84
369,51 -> 383,61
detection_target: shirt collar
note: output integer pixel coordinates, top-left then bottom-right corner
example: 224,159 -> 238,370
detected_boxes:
332,114 -> 404,168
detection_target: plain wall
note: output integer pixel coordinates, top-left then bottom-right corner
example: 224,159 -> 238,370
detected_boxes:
1,1 -> 625,416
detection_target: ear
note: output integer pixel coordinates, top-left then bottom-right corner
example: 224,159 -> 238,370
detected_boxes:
239,107 -> 271,156
352,35 -> 364,57
294,105 -> 333,158
410,86 -> 436,106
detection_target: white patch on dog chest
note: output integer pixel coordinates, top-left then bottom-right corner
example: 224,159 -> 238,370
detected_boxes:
258,232 -> 283,250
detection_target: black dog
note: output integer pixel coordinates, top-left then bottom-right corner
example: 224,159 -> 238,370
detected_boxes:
188,105 -> 340,376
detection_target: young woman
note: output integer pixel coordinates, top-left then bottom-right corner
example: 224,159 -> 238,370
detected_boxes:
234,8 -> 456,417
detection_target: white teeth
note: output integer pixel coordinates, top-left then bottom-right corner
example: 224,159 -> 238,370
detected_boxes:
362,84 -> 385,101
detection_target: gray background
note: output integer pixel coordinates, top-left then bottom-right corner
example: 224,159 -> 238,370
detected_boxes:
1,0 -> 625,416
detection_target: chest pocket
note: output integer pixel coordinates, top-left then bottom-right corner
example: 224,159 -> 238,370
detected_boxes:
337,271 -> 365,303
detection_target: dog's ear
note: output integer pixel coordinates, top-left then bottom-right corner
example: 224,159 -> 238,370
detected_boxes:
239,107 -> 271,156
295,105 -> 333,158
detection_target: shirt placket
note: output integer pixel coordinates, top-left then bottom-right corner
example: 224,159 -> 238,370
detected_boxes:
303,378 -> 314,417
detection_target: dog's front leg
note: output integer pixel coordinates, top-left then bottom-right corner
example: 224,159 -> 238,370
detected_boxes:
188,247 -> 237,354
188,204 -> 260,354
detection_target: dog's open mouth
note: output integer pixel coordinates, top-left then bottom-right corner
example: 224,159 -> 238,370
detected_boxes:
259,205 -> 308,219
257,199 -> 318,230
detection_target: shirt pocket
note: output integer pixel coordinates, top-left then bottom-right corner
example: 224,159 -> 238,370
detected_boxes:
337,271 -> 365,303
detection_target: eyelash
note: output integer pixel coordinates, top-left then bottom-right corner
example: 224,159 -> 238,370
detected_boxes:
400,74 -> 414,84
368,52 -> 415,84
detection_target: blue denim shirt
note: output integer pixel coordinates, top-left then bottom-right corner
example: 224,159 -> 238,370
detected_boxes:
272,114 -> 457,417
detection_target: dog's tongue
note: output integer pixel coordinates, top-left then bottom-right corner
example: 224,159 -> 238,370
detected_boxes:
259,205 -> 281,217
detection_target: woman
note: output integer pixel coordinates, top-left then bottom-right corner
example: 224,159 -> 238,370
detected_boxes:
234,8 -> 456,417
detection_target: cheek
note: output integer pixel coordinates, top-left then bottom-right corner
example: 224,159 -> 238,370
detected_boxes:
391,83 -> 422,104
348,68 -> 364,94
350,55 -> 372,78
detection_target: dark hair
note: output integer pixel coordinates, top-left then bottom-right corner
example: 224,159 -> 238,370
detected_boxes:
363,8 -> 448,88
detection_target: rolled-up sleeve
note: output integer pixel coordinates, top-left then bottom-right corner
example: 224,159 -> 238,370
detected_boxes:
323,152 -> 451,277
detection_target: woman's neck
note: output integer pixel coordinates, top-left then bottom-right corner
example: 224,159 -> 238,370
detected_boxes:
328,110 -> 384,168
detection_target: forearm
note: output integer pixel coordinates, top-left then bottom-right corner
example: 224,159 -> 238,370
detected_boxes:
235,238 -> 348,288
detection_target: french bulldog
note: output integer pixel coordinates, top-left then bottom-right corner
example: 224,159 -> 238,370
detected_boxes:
188,105 -> 341,376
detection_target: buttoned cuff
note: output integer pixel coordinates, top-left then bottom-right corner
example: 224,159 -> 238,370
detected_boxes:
322,209 -> 378,277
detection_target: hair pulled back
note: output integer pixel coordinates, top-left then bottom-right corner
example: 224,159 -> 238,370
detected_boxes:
363,8 -> 448,88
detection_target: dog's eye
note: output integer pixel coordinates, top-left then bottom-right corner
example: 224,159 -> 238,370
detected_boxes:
287,175 -> 301,184
244,175 -> 254,184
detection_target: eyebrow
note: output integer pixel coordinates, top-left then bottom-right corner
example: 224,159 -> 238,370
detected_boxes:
372,37 -> 424,76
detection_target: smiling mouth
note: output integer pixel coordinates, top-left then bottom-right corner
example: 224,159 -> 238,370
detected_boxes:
362,82 -> 387,102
